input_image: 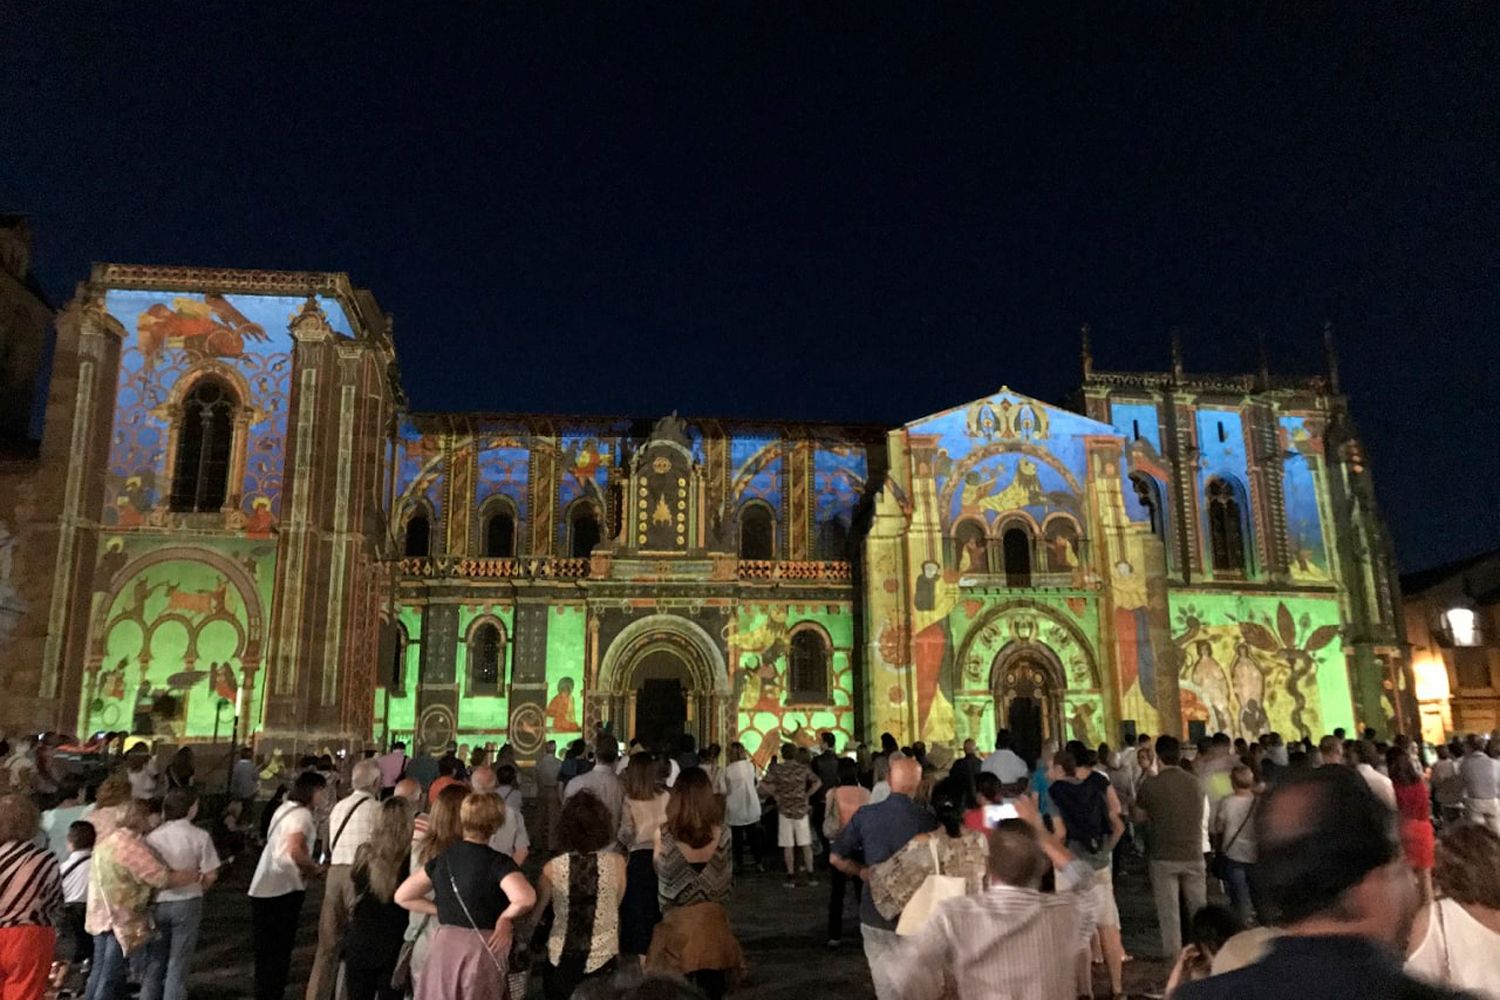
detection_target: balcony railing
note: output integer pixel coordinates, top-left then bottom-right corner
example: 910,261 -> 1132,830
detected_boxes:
737,560 -> 852,582
397,556 -> 591,579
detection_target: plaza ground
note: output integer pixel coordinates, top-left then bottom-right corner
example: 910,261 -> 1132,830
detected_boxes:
184,842 -> 1179,999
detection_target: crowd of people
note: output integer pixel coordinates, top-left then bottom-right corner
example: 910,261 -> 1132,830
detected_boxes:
0,722 -> 1498,1000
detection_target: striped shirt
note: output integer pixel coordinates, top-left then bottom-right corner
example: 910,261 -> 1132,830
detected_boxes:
0,839 -> 64,928
882,859 -> 1097,1000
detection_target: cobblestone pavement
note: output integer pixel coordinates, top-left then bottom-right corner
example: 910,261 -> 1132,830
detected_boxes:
180,845 -> 1180,999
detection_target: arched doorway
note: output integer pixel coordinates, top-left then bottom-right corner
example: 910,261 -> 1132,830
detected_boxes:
990,641 -> 1066,766
630,649 -> 691,747
593,614 -> 732,747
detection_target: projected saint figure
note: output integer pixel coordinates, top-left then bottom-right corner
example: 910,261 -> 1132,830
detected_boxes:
546,676 -> 581,732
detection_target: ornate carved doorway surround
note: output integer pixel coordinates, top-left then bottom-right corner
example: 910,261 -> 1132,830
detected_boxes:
990,640 -> 1066,766
593,614 -> 731,747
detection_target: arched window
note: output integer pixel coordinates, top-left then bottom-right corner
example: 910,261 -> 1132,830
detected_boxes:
403,510 -> 431,558
469,622 -> 503,696
1043,519 -> 1081,574
787,628 -> 830,703
169,378 -> 237,512
482,507 -> 516,558
1131,474 -> 1168,542
1002,525 -> 1033,588
738,502 -> 774,561
568,503 -> 601,558
953,520 -> 989,573
1206,478 -> 1247,574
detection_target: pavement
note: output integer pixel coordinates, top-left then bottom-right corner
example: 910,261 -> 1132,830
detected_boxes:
172,840 -> 1180,999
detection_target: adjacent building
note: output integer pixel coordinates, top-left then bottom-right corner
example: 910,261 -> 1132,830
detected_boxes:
1403,549 -> 1500,742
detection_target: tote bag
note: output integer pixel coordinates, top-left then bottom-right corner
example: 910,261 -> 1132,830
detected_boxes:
895,839 -> 967,936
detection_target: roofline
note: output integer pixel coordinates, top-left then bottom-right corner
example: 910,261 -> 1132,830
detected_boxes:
401,409 -> 893,434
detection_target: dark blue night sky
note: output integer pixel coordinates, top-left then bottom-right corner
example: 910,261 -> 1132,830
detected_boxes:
3,3 -> 1496,571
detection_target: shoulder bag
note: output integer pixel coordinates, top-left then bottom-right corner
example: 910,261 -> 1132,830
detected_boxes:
446,860 -> 527,999
821,792 -> 841,840
1209,799 -> 1255,882
895,838 -> 968,936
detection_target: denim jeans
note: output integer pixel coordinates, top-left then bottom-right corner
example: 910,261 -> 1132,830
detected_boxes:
84,931 -> 128,1000
1222,859 -> 1256,926
142,897 -> 204,1000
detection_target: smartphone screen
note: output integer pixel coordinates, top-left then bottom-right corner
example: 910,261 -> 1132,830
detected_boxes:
982,802 -> 1020,828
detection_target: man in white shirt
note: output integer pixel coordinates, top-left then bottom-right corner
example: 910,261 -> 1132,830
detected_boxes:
144,788 -> 221,1000
305,759 -> 381,1000
1352,740 -> 1396,811
60,820 -> 94,964
981,730 -> 1031,790
1460,734 -> 1500,835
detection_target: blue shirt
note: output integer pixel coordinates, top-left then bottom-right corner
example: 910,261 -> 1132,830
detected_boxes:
831,792 -> 938,929
1175,935 -> 1466,1000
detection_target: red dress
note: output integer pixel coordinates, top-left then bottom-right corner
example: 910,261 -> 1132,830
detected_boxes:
1395,780 -> 1435,870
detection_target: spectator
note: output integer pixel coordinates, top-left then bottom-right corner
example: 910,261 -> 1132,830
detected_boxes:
961,772 -> 1004,832
469,766 -> 529,866
1389,747 -> 1435,902
1460,735 -> 1500,835
534,739 -> 563,852
0,793 -> 63,1000
229,748 -> 259,816
831,756 -> 937,999
566,735 -> 625,828
248,771 -> 327,1000
1354,740 -> 1397,811
60,820 -> 94,965
825,757 -> 871,947
811,732 -> 841,848
394,793 -> 536,1000
618,753 -> 670,961
559,739 -> 591,791
981,730 -> 1029,791
647,769 -> 742,999
402,783 -> 469,985
1049,747 -> 1127,999
164,747 -> 195,791
1164,905 -> 1244,997
1031,739 -> 1059,816
341,798 -> 416,1000
405,747 -> 440,797
722,743 -> 762,874
868,753 -> 895,805
426,755 -> 464,806
1211,765 -> 1259,926
536,792 -> 626,1000
676,734 -> 700,773
764,744 -> 821,887
1405,823 -> 1500,997
141,788 -> 220,1000
125,748 -> 158,801
1430,743 -> 1466,826
86,799 -> 198,1000
869,776 -> 987,926
376,742 -> 407,798
493,763 -> 523,817
881,794 -> 1096,999
950,739 -> 983,793
41,783 -> 90,860
305,759 -> 381,1000
1174,765 -> 1461,1000
1133,735 -> 1207,958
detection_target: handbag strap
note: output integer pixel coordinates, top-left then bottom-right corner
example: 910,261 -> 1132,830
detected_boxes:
927,836 -> 942,875
330,795 -> 370,856
1222,798 -> 1256,853
1435,898 -> 1452,983
445,863 -> 508,977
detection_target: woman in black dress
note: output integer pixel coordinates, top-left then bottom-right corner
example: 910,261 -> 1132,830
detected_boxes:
342,798 -> 415,1000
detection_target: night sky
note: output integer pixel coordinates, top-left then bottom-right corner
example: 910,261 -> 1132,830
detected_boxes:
3,4 -> 1496,572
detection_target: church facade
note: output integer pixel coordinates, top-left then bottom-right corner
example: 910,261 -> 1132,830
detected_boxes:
0,264 -> 1412,759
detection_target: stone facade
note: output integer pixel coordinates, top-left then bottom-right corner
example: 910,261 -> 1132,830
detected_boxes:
0,264 -> 1412,757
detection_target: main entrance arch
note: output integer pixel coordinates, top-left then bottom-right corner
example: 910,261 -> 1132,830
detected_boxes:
989,640 -> 1066,766
594,615 -> 732,747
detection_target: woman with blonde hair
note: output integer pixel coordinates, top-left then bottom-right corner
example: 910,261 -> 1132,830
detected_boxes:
618,752 -> 670,960
342,798 -> 416,1000
648,768 -> 742,999
396,792 -> 535,1000
401,781 -> 470,985
1406,823 -> 1500,998
722,742 -> 761,873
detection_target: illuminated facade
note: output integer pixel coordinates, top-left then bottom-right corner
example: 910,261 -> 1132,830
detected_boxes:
1402,550 -> 1500,742
0,265 -> 1412,756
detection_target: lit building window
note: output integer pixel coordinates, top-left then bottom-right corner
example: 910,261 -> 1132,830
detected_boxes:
1444,607 -> 1479,647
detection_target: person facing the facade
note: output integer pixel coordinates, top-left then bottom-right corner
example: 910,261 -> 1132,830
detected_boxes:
230,747 -> 259,812
722,742 -> 761,874
1405,822 -> 1500,998
826,756 -> 871,947
882,794 -> 1098,1000
1389,745 -> 1435,901
868,775 -> 987,926
86,798 -> 199,1000
1175,764 -> 1468,1000
376,741 -> 407,798
142,788 -> 220,1000
395,791 -> 536,1000
1211,764 -> 1260,926
535,739 -> 562,850
305,758 -> 381,1000
648,767 -> 742,1000
469,765 -> 530,866
565,734 -> 625,828
1430,742 -> 1466,826
1460,734 -> 1500,835
0,793 -> 64,1000
1049,746 -> 1127,999
1132,735 -> 1207,959
830,755 -> 938,1000
60,820 -> 94,967
536,792 -> 627,1000
340,798 -> 415,1000
248,770 -> 327,1000
618,752 -> 670,961
982,729 -> 1029,791
765,742 -> 821,887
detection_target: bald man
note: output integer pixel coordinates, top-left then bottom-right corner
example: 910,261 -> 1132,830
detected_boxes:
306,758 -> 381,1000
393,777 -> 422,809
831,754 -> 936,997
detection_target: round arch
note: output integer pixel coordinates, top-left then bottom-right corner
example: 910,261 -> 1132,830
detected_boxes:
989,639 -> 1068,766
595,614 -> 732,746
